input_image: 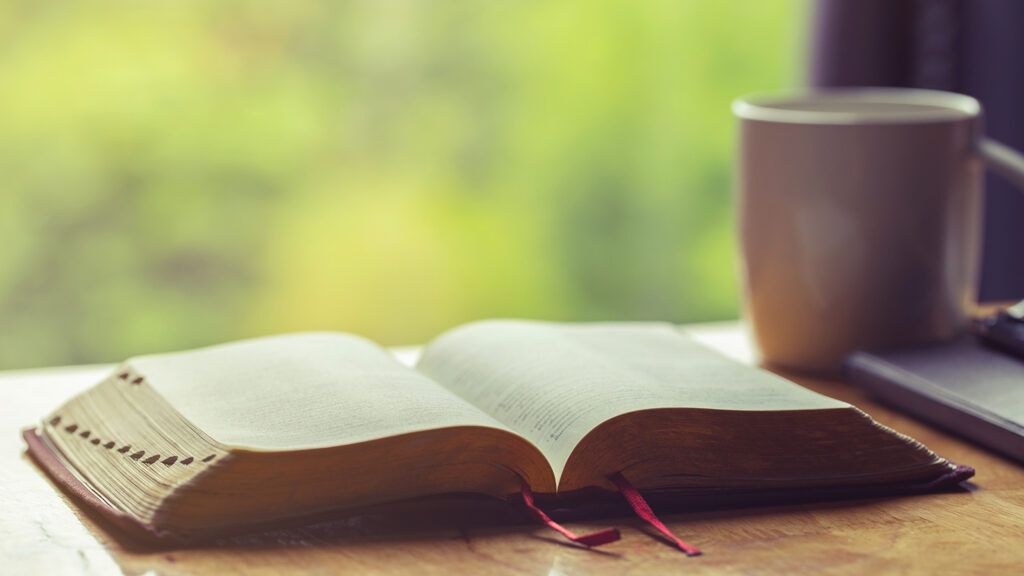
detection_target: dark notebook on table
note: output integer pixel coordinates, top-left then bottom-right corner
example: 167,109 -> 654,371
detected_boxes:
846,335 -> 1024,464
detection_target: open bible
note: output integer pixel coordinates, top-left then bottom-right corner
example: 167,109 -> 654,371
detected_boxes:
24,321 -> 972,543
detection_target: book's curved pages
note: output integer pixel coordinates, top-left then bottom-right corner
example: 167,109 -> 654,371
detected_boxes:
23,321 -> 974,543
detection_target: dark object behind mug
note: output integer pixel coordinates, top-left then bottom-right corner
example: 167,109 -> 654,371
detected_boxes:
810,0 -> 1024,301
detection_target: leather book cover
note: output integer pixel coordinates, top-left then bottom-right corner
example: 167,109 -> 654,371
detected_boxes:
846,334 -> 1024,464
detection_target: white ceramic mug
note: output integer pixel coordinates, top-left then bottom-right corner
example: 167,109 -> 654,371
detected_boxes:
733,88 -> 1024,372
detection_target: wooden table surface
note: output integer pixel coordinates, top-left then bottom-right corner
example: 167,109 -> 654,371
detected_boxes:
2,323 -> 1023,575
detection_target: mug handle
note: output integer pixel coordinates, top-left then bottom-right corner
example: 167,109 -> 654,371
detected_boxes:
980,138 -> 1024,191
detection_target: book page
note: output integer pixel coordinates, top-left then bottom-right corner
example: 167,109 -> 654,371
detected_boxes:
416,320 -> 848,479
128,333 -> 512,450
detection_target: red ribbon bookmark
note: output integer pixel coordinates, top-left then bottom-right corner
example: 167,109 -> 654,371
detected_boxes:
609,472 -> 702,557
520,482 -> 621,547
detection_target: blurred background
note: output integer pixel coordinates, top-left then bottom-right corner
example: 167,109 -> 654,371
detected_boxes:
0,1 -> 808,368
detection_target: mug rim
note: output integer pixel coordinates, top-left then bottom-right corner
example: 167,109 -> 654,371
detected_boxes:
733,87 -> 981,125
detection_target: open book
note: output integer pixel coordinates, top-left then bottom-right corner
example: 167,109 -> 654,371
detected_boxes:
24,321 -> 971,542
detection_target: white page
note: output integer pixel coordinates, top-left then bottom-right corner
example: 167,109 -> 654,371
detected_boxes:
416,320 -> 848,479
129,333 -> 509,450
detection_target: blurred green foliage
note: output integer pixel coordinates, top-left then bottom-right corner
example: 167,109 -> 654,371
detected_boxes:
0,0 -> 805,368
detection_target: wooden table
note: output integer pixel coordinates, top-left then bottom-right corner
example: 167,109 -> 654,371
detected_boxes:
3,323 -> 1023,575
